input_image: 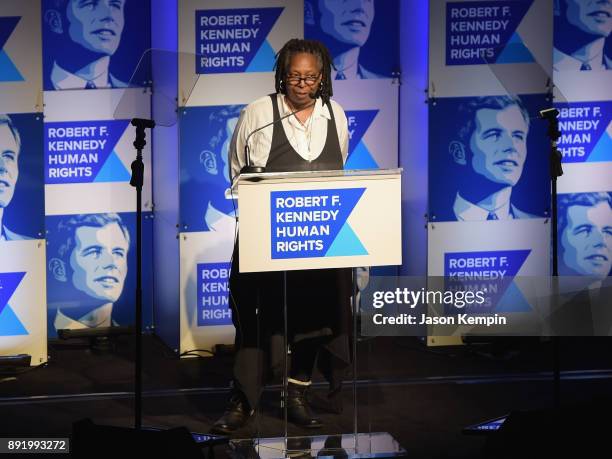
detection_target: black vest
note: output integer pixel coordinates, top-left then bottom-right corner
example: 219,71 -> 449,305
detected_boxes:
265,94 -> 343,172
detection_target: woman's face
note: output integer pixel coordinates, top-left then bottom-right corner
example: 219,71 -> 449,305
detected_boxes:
284,52 -> 322,109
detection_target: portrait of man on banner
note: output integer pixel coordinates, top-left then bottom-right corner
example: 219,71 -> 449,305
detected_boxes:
42,0 -> 149,90
0,115 -> 28,241
304,0 -> 398,79
47,213 -> 131,332
0,114 -> 44,241
554,0 -> 612,71
428,94 -> 550,222
558,192 -> 612,279
180,105 -> 243,233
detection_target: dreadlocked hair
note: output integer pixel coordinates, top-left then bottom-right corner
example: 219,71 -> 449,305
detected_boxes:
274,39 -> 334,105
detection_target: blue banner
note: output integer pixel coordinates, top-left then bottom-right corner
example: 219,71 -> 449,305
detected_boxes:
195,7 -> 283,74
553,0 -> 612,72
446,1 -> 534,66
304,0 -> 399,79
558,192 -> 612,279
428,94 -> 551,222
45,212 -> 153,336
179,105 -> 243,232
41,0 -> 151,90
1,113 -> 44,240
0,272 -> 27,336
44,120 -> 131,184
444,249 -> 531,313
197,263 -> 232,326
270,187 -> 367,259
556,102 -> 612,163
0,16 -> 24,82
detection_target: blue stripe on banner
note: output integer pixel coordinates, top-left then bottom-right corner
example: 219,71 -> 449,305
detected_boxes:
94,151 -> 131,182
0,49 -> 24,82
246,39 -> 276,73
326,223 -> 369,257
0,305 -> 28,336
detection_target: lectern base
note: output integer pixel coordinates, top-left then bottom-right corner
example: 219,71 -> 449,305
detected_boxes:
229,432 -> 405,459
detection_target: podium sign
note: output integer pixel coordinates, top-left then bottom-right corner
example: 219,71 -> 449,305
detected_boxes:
237,169 -> 402,273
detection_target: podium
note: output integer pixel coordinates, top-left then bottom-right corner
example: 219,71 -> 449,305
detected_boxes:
231,168 -> 405,458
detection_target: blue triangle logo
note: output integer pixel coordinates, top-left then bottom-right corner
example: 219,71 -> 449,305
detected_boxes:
495,281 -> 532,313
0,304 -> 28,336
345,141 -> 379,169
246,39 -> 276,73
94,150 -> 131,182
0,49 -> 23,82
496,32 -> 535,64
326,223 -> 368,257
587,131 -> 612,163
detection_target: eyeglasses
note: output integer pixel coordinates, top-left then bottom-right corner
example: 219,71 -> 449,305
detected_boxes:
285,74 -> 320,86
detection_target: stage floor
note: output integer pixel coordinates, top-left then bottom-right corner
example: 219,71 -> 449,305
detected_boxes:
1,335 -> 611,458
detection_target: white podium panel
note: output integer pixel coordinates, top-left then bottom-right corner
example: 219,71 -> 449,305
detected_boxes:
238,169 -> 402,272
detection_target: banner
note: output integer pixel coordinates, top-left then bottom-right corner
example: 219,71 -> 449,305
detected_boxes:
45,211 -> 153,337
179,231 -> 235,354
195,7 -> 283,74
0,241 -> 47,365
557,191 -> 612,279
429,0 -> 552,98
0,1 -> 42,113
41,0 -> 150,91
445,1 -> 533,66
428,93 -> 551,222
45,120 -> 132,184
179,0 -> 302,107
304,0 -> 399,80
43,89 -> 152,215
0,113 -> 45,240
179,105 -> 242,233
556,101 -> 612,164
334,80 -> 399,170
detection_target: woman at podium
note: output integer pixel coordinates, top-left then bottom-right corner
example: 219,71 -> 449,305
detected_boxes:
211,39 -> 352,434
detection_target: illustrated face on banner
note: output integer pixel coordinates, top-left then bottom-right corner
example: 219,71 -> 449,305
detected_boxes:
560,193 -> 612,278
318,0 -> 375,47
49,214 -> 130,306
565,0 -> 612,38
180,105 -> 244,233
66,0 -> 126,56
42,0 -> 143,90
0,120 -> 20,210
430,94 -> 549,223
469,105 -> 529,187
70,222 -> 129,302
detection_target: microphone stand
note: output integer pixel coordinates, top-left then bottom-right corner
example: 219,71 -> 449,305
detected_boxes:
129,118 -> 154,431
539,108 -> 563,408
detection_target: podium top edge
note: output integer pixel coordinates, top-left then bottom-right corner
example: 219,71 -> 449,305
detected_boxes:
237,168 -> 403,182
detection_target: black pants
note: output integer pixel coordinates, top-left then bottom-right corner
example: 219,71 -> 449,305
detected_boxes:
229,242 -> 348,408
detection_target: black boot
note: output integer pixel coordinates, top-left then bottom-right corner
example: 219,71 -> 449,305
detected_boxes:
286,381 -> 323,429
210,389 -> 253,434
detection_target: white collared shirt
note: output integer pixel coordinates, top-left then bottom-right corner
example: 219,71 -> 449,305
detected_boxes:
553,48 -> 609,72
50,61 -> 112,90
453,193 -> 514,221
229,93 -> 349,181
54,303 -> 114,330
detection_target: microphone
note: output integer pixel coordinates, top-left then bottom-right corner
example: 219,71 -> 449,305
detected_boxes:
240,94 -> 318,175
